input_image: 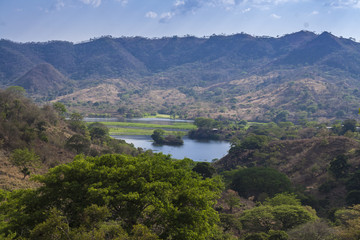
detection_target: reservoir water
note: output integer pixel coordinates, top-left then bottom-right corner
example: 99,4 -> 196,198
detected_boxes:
85,117 -> 230,162
112,135 -> 230,162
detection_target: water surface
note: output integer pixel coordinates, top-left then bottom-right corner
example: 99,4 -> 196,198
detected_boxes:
86,117 -> 229,162
112,135 -> 229,162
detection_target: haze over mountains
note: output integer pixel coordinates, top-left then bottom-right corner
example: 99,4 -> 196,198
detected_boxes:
1,31 -> 360,121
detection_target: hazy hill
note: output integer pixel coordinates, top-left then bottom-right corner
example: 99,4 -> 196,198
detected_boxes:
13,63 -> 71,94
1,31 -> 360,120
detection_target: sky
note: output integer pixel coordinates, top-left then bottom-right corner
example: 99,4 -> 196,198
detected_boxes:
1,0 -> 360,43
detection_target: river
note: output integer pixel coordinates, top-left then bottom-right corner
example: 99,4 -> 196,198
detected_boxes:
85,117 -> 230,162
112,135 -> 229,162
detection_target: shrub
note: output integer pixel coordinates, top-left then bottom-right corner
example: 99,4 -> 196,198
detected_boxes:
230,167 -> 292,200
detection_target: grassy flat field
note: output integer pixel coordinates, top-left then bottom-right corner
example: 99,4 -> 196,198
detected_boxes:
143,114 -> 175,119
109,128 -> 187,136
93,121 -> 196,130
90,120 -> 196,136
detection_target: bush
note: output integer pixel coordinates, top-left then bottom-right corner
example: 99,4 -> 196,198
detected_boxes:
287,220 -> 335,240
240,204 -> 317,232
230,167 -> 292,200
65,134 -> 91,154
10,148 -> 40,179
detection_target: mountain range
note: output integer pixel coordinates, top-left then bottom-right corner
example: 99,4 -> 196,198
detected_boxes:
1,31 -> 360,121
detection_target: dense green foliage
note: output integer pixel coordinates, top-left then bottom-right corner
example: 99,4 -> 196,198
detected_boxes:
230,167 -> 292,201
88,122 -> 109,142
192,162 -> 216,179
0,153 -> 223,239
329,154 -> 350,179
151,129 -> 183,145
240,204 -> 317,232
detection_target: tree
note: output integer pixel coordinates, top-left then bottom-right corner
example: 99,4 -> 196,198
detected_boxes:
287,220 -> 335,240
194,117 -> 216,129
333,205 -> 360,240
1,154 -> 224,239
151,129 -> 183,145
274,110 -> 289,123
329,154 -> 349,179
151,129 -> 165,144
68,112 -> 87,134
240,134 -> 269,150
229,134 -> 269,153
341,119 -> 357,135
70,112 -> 83,121
346,190 -> 360,205
230,167 -> 292,201
240,195 -> 317,233
53,102 -> 67,117
10,148 -> 40,179
222,189 -> 242,213
65,134 -> 91,154
6,86 -> 26,96
346,170 -> 360,191
88,122 -> 109,143
264,193 -> 301,206
192,162 -> 216,179
29,208 -> 72,240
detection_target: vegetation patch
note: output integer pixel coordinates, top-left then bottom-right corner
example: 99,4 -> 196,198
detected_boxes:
109,128 -> 187,136
92,121 -> 196,130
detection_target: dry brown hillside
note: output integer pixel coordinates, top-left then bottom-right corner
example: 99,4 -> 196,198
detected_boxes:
216,136 -> 360,208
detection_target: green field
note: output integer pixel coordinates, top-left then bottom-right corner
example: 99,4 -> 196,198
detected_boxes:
109,128 -> 187,136
143,114 -> 176,119
89,120 -> 196,136
93,121 -> 196,130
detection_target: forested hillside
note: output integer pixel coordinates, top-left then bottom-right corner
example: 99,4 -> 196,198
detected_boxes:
0,87 -> 140,189
1,31 -> 360,120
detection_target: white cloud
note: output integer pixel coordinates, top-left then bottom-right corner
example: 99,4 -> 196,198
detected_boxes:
145,11 -> 158,19
218,0 -> 236,10
232,0 -> 305,11
244,0 -> 299,4
173,0 -> 203,14
311,10 -> 319,15
270,13 -> 281,18
160,12 -> 176,22
328,0 -> 360,8
56,0 -> 65,10
115,0 -> 128,6
79,0 -> 102,7
175,0 -> 185,6
219,0 -> 236,5
242,7 -> 251,12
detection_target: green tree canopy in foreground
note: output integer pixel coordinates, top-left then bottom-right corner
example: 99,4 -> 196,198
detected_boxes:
0,153 -> 224,239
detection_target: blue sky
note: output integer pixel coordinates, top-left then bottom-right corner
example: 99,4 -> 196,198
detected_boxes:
1,0 -> 360,43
